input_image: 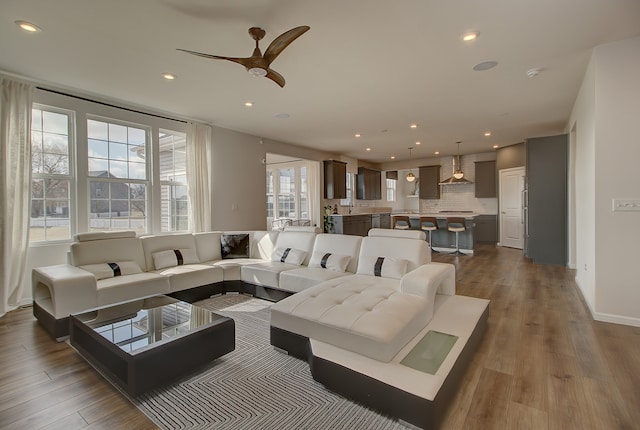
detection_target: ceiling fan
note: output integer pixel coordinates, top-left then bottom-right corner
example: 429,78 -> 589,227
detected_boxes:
177,26 -> 310,88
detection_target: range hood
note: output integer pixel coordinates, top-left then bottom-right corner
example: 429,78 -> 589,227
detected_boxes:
439,152 -> 474,185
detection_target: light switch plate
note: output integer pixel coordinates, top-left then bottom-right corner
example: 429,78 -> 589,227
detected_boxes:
612,199 -> 640,211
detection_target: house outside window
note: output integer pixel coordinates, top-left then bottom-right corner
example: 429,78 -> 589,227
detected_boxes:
30,106 -> 74,242
386,178 -> 397,202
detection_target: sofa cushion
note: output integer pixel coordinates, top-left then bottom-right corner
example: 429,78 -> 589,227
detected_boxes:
271,275 -> 431,362
356,256 -> 408,280
271,247 -> 306,265
359,235 -> 430,272
221,233 -> 250,258
308,252 -> 350,273
210,258 -> 266,281
193,231 -> 223,262
279,268 -> 353,293
152,248 -> 199,270
78,261 -> 142,280
71,236 -> 147,272
141,233 -> 200,270
152,264 -> 223,293
241,261 -> 301,289
272,231 -> 317,265
96,272 -> 170,307
310,234 -> 362,273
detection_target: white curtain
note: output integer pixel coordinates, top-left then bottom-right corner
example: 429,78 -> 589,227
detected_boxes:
0,78 -> 34,317
186,122 -> 212,232
306,160 -> 321,228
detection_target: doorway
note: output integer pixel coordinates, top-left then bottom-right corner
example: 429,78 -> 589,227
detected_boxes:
499,166 -> 525,249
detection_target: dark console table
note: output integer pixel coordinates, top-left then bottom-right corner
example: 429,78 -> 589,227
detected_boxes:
70,295 -> 234,396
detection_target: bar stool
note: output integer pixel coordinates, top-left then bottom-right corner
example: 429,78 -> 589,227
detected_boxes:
392,215 -> 410,230
419,216 -> 439,253
446,217 -> 467,256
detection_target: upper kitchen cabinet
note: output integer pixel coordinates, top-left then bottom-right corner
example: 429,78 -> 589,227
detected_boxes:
356,167 -> 381,200
323,160 -> 347,199
475,160 -> 497,198
419,165 -> 441,199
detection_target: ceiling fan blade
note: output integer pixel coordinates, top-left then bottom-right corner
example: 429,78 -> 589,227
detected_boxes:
176,48 -> 253,68
263,26 -> 310,65
266,69 -> 285,87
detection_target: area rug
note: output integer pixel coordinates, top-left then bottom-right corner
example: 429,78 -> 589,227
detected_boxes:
133,294 -> 408,430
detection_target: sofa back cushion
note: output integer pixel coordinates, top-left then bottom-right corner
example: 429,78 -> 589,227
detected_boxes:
358,235 -> 430,273
193,231 -> 223,262
367,228 -> 426,240
70,236 -> 147,271
141,233 -> 199,270
310,233 -> 362,273
273,231 -> 317,266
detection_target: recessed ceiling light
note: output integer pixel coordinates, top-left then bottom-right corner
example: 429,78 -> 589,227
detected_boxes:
275,113 -> 290,119
366,147 -> 371,151
415,141 -> 421,145
390,156 -> 396,160
484,131 -> 492,137
434,151 -> 440,155
410,124 -> 418,129
473,61 -> 498,71
244,101 -> 254,107
355,133 -> 361,138
493,145 -> 499,149
15,20 -> 41,32
462,31 -> 479,41
162,73 -> 176,80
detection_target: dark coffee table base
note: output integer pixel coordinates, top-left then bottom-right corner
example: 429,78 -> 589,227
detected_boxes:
70,311 -> 235,396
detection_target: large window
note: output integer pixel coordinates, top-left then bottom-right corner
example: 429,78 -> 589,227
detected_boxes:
87,118 -> 148,233
266,163 -> 308,224
30,107 -> 73,242
159,130 -> 189,232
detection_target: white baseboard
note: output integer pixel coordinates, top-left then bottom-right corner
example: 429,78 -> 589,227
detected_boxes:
593,312 -> 640,328
575,276 -> 640,327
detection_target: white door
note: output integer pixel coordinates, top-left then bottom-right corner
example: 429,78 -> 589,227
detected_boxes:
499,167 -> 525,249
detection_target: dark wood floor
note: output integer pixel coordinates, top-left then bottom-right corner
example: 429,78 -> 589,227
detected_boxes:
1,244 -> 639,429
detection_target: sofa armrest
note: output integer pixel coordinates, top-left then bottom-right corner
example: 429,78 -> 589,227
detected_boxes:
400,262 -> 455,299
32,264 -> 97,319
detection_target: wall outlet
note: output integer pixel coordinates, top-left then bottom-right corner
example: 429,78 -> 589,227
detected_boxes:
612,199 -> 640,211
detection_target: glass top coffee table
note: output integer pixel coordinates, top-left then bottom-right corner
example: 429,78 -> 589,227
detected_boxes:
69,295 -> 235,396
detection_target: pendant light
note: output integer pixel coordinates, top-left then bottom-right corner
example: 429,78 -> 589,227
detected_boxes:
406,147 -> 416,182
453,141 -> 464,179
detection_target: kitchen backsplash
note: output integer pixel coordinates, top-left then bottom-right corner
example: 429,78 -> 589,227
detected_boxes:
420,186 -> 498,214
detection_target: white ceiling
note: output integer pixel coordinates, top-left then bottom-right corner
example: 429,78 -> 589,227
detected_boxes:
2,0 -> 640,163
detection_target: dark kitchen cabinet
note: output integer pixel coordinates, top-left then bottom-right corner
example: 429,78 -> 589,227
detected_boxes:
474,215 -> 498,243
475,161 -> 497,198
356,167 -> 381,200
323,160 -> 347,199
331,215 -> 372,236
525,134 -> 567,266
419,165 -> 441,199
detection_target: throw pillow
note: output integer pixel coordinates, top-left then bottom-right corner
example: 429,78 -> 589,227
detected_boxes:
356,256 -> 408,280
221,233 -> 250,259
271,247 -> 306,265
152,248 -> 199,270
308,252 -> 350,272
79,261 -> 142,280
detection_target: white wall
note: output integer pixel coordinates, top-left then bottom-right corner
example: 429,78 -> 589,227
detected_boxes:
569,36 -> 640,326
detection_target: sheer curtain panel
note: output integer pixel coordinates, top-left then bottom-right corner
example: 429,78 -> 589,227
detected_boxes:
186,122 -> 212,232
306,160 -> 321,228
0,78 -> 34,317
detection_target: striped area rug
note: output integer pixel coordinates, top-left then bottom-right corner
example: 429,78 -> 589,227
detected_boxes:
134,294 -> 408,430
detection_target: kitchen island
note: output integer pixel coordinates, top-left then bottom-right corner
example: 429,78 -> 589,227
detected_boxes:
328,213 -> 391,236
392,212 -> 482,253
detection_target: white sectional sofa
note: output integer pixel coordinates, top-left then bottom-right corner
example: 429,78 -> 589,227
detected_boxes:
32,225 -> 487,429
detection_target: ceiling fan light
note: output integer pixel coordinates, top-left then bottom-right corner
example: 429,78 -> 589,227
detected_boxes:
248,67 -> 267,77
406,171 -> 416,182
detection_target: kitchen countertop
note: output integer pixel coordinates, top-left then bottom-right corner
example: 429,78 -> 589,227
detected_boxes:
392,212 -> 489,218
330,212 -> 391,217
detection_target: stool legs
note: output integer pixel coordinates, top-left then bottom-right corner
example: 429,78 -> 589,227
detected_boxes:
450,230 -> 466,256
427,230 -> 439,253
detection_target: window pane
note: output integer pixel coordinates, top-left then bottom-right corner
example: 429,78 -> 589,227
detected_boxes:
128,127 -> 146,145
89,158 -> 109,175
109,160 -> 128,178
110,142 -> 128,160
129,144 -> 145,163
266,170 -> 273,194
89,181 -> 147,234
87,119 -> 108,140
108,123 -> 128,143
42,111 -> 68,134
88,139 -> 108,158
